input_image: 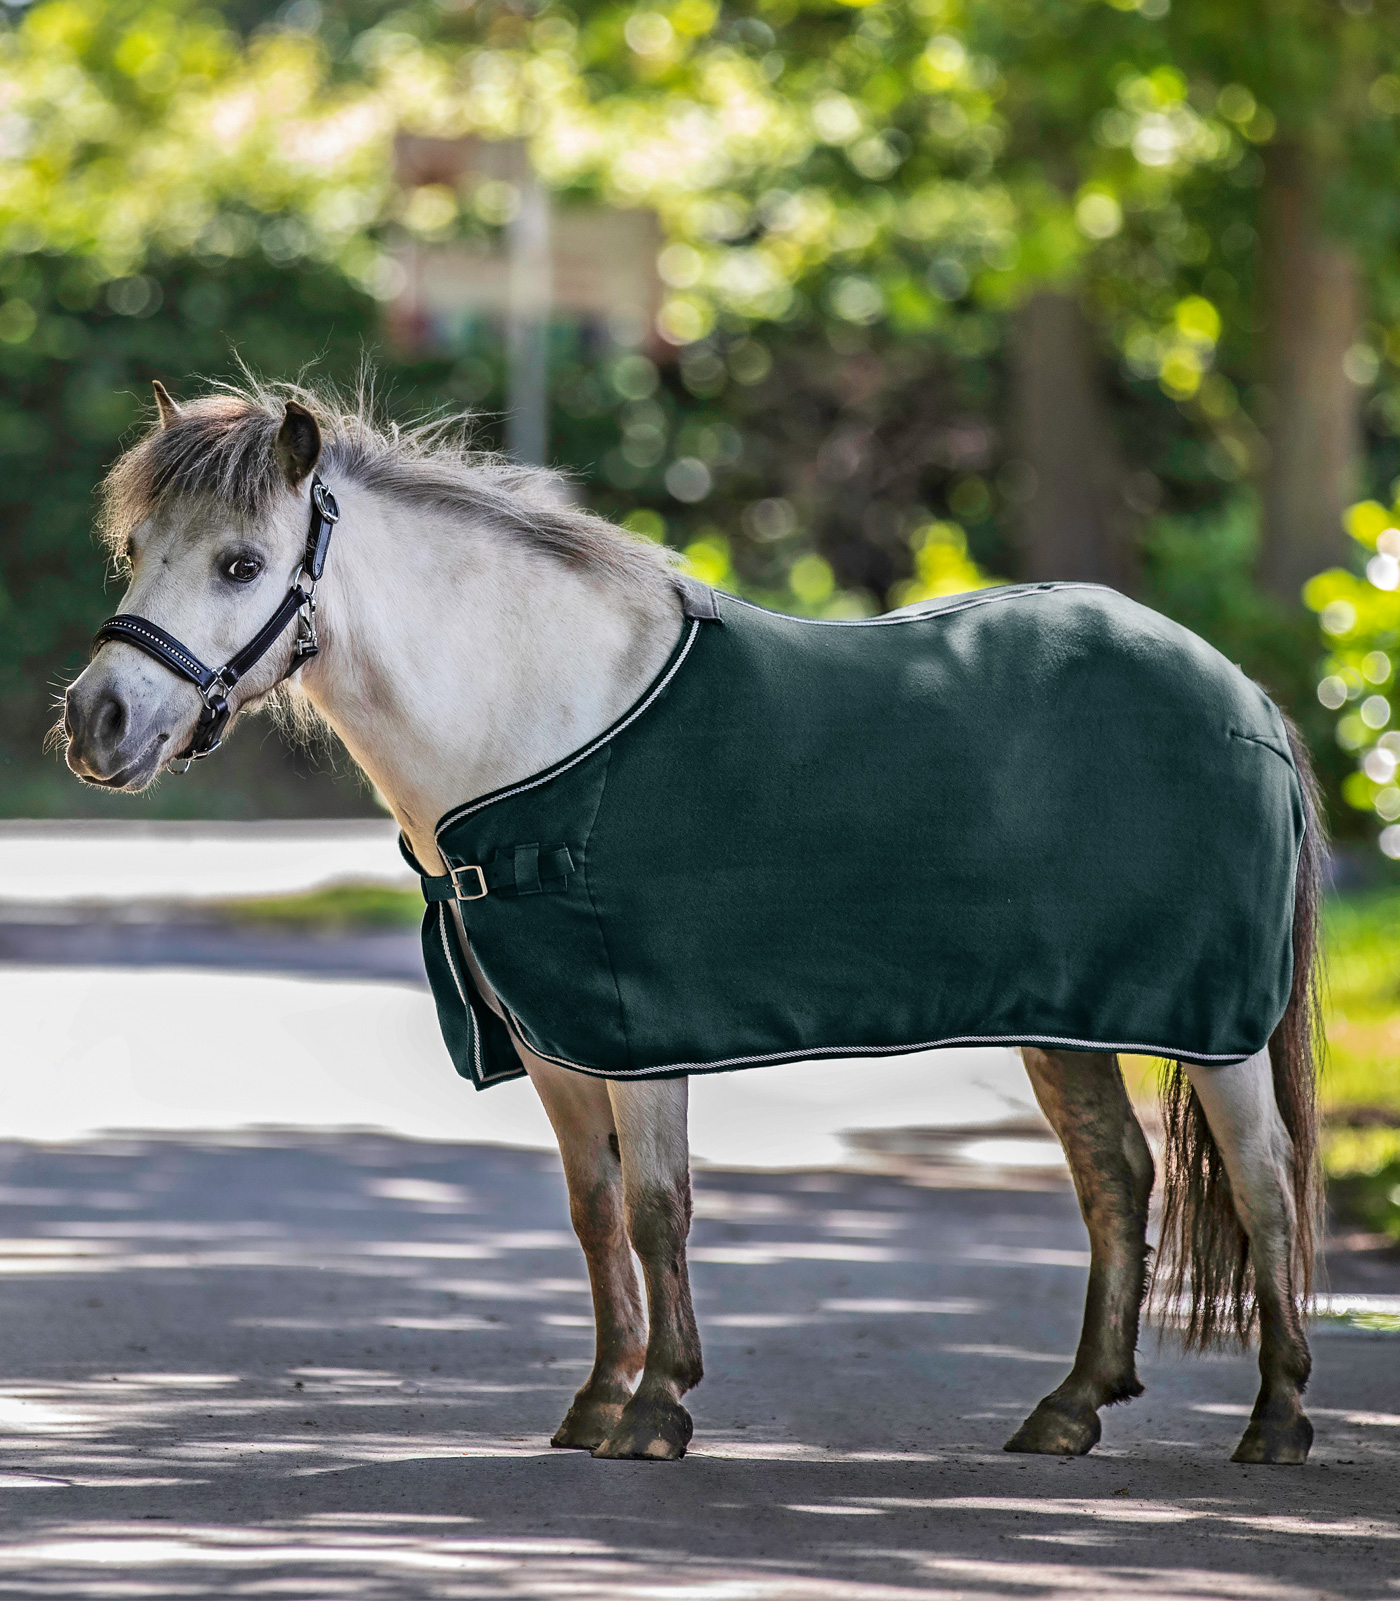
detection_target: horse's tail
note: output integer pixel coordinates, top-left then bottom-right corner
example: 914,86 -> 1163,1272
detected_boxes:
1153,710 -> 1325,1347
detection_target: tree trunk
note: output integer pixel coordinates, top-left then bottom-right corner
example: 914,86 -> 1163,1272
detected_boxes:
1256,141 -> 1361,602
1010,289 -> 1135,588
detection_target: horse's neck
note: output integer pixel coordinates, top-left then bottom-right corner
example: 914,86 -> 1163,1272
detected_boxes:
299,491 -> 682,870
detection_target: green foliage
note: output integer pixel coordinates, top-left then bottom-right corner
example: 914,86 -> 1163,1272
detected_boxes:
6,0 -> 1400,817
1140,493 -> 1353,815
1325,1138 -> 1400,1247
1305,497 -> 1400,854
1314,884 -> 1400,1301
1142,495 -> 1307,689
0,248 -> 412,811
1322,886 -> 1400,1113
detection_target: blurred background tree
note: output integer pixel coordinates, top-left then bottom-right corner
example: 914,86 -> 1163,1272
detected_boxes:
4,0 -> 1400,851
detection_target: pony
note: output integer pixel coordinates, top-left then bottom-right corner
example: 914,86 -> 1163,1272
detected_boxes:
62,380 -> 1324,1466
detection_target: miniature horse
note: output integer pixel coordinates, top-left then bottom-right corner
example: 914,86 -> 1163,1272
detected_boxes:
63,383 -> 1322,1465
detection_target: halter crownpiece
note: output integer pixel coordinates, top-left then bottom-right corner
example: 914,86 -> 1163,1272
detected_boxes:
91,473 -> 339,769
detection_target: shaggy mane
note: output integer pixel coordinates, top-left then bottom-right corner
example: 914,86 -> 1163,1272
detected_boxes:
99,375 -> 680,592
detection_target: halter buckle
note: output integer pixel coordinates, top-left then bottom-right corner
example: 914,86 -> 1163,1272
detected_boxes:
312,479 -> 339,523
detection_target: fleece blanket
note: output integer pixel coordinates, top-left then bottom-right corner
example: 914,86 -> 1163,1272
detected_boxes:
405,581 -> 1305,1091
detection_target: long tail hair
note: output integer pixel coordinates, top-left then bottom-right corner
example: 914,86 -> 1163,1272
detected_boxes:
1152,711 -> 1325,1347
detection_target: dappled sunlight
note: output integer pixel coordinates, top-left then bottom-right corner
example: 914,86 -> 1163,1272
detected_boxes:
907,1557 -> 1329,1598
940,1345 -> 1074,1365
0,1132 -> 1389,1597
961,1244 -> 1092,1268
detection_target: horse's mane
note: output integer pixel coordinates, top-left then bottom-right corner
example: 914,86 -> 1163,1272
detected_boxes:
99,375 -> 680,593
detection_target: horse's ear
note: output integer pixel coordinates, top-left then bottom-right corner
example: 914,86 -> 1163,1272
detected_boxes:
275,400 -> 321,488
152,381 -> 180,429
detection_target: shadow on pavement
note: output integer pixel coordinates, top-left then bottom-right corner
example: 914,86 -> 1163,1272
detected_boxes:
0,1131 -> 1392,1598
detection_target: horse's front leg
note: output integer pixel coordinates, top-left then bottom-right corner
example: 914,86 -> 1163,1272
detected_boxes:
519,1048 -> 648,1450
592,1077 -> 702,1460
1005,1047 -> 1155,1456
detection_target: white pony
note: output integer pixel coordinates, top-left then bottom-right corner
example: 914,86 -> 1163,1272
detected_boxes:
63,383 -> 1323,1465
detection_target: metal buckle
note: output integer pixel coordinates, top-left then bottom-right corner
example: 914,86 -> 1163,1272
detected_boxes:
294,585 -> 319,658
312,480 -> 340,522
450,864 -> 488,901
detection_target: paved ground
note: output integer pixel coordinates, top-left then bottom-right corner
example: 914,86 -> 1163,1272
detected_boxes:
0,824 -> 1395,1597
0,1131 -> 1393,1599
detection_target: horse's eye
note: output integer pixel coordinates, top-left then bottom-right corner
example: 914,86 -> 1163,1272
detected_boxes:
224,553 -> 263,585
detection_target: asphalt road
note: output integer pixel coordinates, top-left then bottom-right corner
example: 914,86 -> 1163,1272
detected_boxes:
0,917 -> 426,984
0,1131 -> 1393,1599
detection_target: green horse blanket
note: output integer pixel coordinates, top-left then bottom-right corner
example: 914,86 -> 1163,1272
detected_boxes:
406,581 -> 1305,1091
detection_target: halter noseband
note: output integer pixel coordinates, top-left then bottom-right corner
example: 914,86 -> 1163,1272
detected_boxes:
91,475 -> 340,770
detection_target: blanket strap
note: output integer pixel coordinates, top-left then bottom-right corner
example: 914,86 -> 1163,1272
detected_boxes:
419,844 -> 575,904
674,575 -> 721,621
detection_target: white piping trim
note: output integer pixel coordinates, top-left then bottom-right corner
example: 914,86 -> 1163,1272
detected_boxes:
436,903 -> 468,1008
717,581 -> 1104,628
434,586 -> 1107,840
502,1013 -> 1252,1079
436,619 -> 702,838
438,902 -> 485,1082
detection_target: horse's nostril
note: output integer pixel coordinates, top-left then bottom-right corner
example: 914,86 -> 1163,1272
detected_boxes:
95,694 -> 126,750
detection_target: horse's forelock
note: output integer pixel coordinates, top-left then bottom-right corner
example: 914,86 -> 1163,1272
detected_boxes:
100,394 -> 287,556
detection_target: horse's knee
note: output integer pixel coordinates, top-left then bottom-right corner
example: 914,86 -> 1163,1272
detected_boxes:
624,1175 -> 692,1266
1023,1049 -> 1153,1215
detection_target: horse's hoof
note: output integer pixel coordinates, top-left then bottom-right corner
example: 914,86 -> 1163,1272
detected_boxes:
1004,1396 -> 1102,1457
1230,1411 -> 1313,1465
550,1398 -> 624,1451
591,1394 -> 692,1461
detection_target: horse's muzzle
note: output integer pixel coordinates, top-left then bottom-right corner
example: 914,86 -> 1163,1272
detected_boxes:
64,668 -> 172,790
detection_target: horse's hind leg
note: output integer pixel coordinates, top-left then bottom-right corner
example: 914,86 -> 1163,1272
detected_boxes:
592,1078 -> 702,1461
1181,1049 -> 1313,1465
520,1050 -> 648,1450
1004,1047 -> 1155,1457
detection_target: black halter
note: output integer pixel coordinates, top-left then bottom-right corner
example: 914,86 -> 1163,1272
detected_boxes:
92,476 -> 340,768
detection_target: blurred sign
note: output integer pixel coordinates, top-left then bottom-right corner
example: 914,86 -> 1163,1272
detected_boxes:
387,135 -> 663,355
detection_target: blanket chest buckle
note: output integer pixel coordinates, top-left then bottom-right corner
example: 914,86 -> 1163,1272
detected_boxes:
449,864 -> 489,901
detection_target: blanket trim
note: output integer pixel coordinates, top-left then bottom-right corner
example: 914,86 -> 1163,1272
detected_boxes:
437,901 -> 529,1088
435,616 -> 705,839
434,902 -> 482,1086
432,582 -> 1111,843
498,1006 -> 1254,1077
717,579 -> 1101,629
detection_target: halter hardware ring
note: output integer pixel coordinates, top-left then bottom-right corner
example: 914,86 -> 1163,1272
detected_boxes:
293,572 -> 319,660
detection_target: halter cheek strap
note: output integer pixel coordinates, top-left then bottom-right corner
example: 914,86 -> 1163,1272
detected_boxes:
91,475 -> 340,767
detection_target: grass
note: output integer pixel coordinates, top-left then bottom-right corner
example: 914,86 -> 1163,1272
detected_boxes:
1318,886 -> 1400,1244
213,883 -> 423,931
1323,886 -> 1400,1114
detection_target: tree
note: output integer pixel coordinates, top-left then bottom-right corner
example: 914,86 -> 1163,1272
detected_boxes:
0,0 -> 405,813
1152,0 -> 1400,601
